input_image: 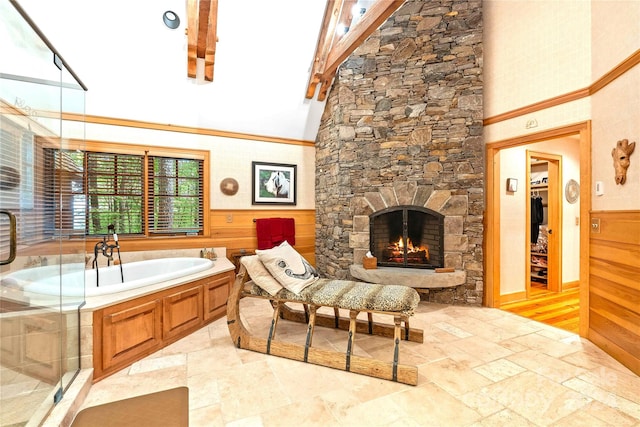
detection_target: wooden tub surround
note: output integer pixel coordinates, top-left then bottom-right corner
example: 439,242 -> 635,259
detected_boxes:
226,265 -> 424,385
90,259 -> 235,382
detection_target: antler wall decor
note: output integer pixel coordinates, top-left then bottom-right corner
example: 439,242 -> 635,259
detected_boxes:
611,138 -> 636,185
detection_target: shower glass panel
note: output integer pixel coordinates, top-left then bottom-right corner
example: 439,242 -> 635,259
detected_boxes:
0,1 -> 86,425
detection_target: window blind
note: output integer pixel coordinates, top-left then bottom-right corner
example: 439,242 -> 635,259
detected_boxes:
147,156 -> 204,235
86,152 -> 144,235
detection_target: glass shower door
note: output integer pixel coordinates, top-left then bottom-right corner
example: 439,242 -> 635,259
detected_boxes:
0,1 -> 86,425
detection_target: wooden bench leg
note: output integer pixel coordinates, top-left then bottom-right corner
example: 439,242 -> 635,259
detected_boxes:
403,316 -> 411,341
393,316 -> 402,382
267,301 -> 283,354
367,312 -> 374,334
304,305 -> 317,362
346,310 -> 359,372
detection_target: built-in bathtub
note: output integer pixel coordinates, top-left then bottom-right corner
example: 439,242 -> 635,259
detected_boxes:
4,251 -> 236,426
4,257 -> 214,297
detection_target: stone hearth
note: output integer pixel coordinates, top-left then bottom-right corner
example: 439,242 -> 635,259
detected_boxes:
350,265 -> 466,289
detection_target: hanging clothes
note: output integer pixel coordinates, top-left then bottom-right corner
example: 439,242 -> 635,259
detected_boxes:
531,196 -> 544,243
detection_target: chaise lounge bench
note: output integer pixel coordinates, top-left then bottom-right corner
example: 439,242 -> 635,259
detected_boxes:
226,253 -> 424,385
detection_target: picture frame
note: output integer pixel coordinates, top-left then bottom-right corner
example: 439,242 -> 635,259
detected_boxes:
252,161 -> 297,205
506,178 -> 518,192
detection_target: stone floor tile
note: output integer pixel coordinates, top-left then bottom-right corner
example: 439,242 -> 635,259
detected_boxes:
389,381 -> 482,426
473,358 -> 527,382
260,396 -> 340,427
422,358 -> 494,396
60,301 -> 640,427
484,371 -> 591,425
469,408 -> 535,426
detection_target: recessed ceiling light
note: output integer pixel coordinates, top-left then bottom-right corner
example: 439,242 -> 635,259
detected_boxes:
163,11 -> 180,29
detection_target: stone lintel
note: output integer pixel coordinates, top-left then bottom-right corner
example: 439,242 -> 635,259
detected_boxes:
349,265 -> 466,289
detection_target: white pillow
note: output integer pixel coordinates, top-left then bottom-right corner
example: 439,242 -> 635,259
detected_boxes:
240,255 -> 283,296
256,241 -> 319,294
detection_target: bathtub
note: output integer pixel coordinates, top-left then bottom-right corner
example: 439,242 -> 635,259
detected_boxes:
4,257 -> 214,297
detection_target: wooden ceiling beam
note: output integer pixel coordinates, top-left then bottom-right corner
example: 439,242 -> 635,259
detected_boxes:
204,0 -> 218,81
306,0 -> 341,99
306,0 -> 405,101
187,0 -> 218,81
196,0 -> 211,58
187,0 -> 198,78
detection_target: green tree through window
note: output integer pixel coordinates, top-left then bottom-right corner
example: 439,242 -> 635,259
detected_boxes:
49,149 -> 203,237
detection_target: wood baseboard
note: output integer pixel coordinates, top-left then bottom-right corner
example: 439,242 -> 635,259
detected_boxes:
500,291 -> 526,305
563,280 -> 580,290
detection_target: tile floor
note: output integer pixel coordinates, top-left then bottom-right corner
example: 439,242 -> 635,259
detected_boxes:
74,298 -> 640,426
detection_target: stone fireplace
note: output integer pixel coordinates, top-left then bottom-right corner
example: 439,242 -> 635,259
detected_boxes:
314,0 -> 483,305
370,206 -> 444,269
347,184 -> 469,296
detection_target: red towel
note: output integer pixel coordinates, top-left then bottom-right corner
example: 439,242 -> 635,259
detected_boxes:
256,218 -> 295,249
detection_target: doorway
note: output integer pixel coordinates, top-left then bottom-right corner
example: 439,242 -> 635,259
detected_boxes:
484,122 -> 591,337
527,151 -> 561,296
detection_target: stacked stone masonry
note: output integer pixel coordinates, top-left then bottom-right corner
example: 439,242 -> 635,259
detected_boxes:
315,0 -> 483,305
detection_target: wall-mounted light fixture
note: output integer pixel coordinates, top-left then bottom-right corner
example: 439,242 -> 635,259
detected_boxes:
163,10 -> 180,29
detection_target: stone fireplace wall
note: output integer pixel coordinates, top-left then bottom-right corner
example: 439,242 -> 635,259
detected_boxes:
315,0 -> 483,305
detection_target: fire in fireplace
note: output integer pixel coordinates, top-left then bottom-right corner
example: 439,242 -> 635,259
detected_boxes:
370,206 -> 444,269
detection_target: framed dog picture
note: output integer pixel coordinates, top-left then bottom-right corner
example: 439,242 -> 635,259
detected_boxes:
252,161 -> 297,205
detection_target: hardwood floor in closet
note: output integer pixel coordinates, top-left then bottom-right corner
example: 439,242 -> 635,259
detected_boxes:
501,284 -> 580,333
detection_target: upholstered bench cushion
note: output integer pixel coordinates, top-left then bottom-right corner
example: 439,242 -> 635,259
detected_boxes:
247,278 -> 420,316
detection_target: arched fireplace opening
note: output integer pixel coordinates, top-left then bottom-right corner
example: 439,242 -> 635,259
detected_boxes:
370,206 -> 444,269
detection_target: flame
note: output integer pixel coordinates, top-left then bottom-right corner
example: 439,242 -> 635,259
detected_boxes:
390,237 -> 429,258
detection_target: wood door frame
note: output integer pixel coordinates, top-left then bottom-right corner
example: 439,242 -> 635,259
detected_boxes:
526,151 -> 562,295
484,121 -> 591,337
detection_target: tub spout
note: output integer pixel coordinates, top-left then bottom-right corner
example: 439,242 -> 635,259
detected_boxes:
92,227 -> 124,287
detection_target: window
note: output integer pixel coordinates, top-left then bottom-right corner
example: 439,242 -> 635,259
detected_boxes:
47,142 -> 206,237
148,157 -> 204,235
87,152 -> 144,235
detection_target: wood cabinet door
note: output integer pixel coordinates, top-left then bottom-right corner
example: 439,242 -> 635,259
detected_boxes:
102,299 -> 162,370
162,285 -> 204,340
21,311 -> 63,384
0,315 -> 21,368
203,271 -> 233,321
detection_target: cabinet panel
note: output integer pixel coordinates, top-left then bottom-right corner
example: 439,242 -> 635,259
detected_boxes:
204,271 -> 233,321
162,286 -> 203,340
93,270 -> 234,381
0,315 -> 21,367
0,311 -> 64,384
102,299 -> 162,370
22,312 -> 63,384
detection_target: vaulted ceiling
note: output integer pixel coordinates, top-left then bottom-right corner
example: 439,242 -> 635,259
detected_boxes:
186,0 -> 404,99
13,0 -> 406,140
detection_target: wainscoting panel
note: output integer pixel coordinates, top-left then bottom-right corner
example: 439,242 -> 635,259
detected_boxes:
86,209 -> 316,266
588,210 -> 640,376
209,209 -> 316,265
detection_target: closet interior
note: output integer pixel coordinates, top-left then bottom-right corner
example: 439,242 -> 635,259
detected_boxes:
530,159 -> 548,287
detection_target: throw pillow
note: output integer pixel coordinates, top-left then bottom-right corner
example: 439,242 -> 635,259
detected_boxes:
240,255 -> 283,296
256,241 -> 319,294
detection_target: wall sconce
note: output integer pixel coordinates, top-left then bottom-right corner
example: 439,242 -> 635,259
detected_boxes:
507,178 -> 518,192
163,11 -> 180,29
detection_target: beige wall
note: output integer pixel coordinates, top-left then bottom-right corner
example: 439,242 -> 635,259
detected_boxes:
71,122 -> 317,211
485,0 -> 639,208
486,0 -> 639,298
590,2 -> 640,210
483,0 -> 592,137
